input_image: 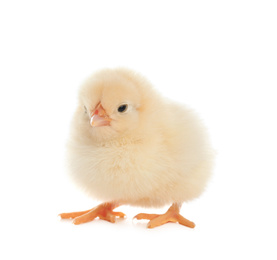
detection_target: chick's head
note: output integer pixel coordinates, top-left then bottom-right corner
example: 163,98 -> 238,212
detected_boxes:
74,69 -> 155,142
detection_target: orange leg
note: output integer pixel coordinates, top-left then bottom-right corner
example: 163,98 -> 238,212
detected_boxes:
59,202 -> 125,225
134,203 -> 195,229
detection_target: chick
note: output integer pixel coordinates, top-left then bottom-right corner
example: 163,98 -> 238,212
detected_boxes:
60,68 -> 214,228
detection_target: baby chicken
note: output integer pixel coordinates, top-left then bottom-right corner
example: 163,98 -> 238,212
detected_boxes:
60,68 -> 214,228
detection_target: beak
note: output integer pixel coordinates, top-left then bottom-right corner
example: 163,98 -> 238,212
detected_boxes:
90,103 -> 112,127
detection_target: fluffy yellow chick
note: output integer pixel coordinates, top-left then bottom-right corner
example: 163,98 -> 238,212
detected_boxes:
60,68 -> 214,228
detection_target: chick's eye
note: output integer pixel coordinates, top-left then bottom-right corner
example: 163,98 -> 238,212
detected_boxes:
117,104 -> 128,113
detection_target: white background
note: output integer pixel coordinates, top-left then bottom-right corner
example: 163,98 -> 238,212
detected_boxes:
0,0 -> 276,259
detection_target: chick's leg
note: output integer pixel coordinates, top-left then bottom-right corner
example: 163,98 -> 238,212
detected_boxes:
59,202 -> 125,225
134,203 -> 195,229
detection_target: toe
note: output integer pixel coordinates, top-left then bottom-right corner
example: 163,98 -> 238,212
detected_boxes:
99,212 -> 116,223
147,215 -> 177,228
113,211 -> 126,218
73,210 -> 99,225
133,213 -> 160,220
176,215 -> 195,228
59,209 -> 91,219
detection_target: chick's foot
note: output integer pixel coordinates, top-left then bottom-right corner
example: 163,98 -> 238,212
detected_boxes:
133,203 -> 195,229
59,202 -> 125,225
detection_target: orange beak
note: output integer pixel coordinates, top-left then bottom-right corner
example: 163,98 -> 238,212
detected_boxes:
90,103 -> 112,127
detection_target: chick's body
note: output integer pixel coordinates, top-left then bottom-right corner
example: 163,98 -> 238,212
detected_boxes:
62,68 -> 214,228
